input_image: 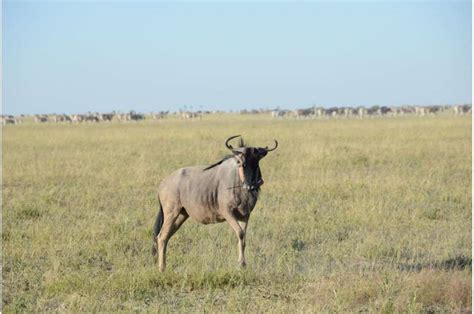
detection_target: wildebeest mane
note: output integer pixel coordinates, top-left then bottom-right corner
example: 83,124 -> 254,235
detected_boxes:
203,155 -> 234,170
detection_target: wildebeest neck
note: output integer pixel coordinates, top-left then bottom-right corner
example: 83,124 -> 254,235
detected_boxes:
204,156 -> 262,192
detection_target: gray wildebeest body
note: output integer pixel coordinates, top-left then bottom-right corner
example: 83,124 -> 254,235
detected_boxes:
152,135 -> 278,272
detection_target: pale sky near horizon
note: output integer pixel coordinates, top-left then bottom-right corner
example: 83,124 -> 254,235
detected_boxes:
4,1 -> 472,115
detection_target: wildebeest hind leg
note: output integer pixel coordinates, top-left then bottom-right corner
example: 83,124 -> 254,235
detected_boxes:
222,212 -> 247,267
168,211 -> 189,239
156,207 -> 181,272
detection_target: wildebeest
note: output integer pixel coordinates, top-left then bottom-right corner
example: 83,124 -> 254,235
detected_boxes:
152,111 -> 169,120
98,113 -> 114,122
357,106 -> 367,118
271,110 -> 287,118
116,113 -> 131,121
453,104 -> 471,115
152,135 -> 278,272
342,107 -> 357,118
324,107 -> 339,118
130,112 -> 145,121
377,106 -> 392,116
34,114 -> 49,123
415,106 -> 429,116
2,116 -> 19,125
181,111 -> 201,120
314,107 -> 325,118
51,114 -> 72,123
84,113 -> 100,122
70,114 -> 86,123
293,108 -> 314,119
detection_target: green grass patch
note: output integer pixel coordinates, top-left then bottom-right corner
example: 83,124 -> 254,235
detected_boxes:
3,114 -> 471,312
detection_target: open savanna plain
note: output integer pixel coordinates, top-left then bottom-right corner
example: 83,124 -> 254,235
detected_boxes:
2,114 -> 472,312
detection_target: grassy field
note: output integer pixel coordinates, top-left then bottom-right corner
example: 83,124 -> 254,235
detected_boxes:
2,114 -> 472,312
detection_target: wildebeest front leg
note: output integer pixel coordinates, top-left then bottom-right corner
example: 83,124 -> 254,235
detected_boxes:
223,212 -> 247,267
238,218 -> 249,267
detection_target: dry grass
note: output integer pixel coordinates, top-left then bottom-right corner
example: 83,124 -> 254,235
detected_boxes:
2,114 -> 471,312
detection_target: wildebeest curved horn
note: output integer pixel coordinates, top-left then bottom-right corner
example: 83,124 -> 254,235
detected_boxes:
225,135 -> 241,150
265,139 -> 278,152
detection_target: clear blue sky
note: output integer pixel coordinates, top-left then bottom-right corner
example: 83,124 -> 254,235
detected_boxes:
4,1 -> 472,115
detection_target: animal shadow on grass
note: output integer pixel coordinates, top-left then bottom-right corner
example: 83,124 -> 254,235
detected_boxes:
148,270 -> 262,291
398,255 -> 472,272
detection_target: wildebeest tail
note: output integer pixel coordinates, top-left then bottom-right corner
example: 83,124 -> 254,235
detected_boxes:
151,198 -> 164,257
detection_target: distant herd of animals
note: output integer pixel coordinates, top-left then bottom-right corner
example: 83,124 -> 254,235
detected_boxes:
1,104 -> 471,125
271,104 -> 472,119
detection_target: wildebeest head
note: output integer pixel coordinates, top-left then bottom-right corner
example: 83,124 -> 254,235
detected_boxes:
225,135 -> 278,191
